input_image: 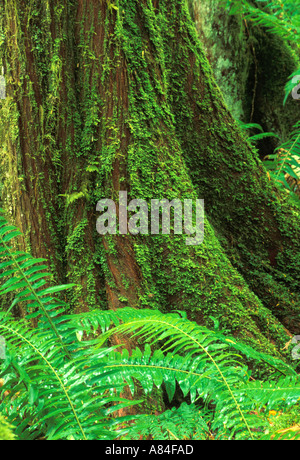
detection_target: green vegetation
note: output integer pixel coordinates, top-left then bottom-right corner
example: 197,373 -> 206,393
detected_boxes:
0,0 -> 299,441
0,413 -> 15,441
0,213 -> 300,440
224,0 -> 300,206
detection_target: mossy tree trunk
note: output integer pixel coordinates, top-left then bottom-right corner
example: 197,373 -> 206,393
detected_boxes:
188,0 -> 300,157
0,0 -> 300,359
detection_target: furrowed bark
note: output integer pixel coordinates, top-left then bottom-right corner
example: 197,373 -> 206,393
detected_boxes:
0,0 -> 299,361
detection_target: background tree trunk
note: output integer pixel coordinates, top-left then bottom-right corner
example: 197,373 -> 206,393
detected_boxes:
0,0 -> 299,359
188,0 -> 300,152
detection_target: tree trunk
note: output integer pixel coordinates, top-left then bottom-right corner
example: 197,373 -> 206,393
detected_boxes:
0,0 -> 299,358
188,0 -> 300,156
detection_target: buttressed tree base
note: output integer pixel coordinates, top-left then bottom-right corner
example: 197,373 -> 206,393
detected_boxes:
1,0 -> 299,353
0,0 -> 300,441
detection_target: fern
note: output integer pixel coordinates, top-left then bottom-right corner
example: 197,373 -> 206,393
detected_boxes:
0,213 -> 74,357
223,0 -> 300,44
227,1 -> 300,105
91,309 -> 300,440
123,403 -> 211,440
238,121 -> 280,144
59,188 -> 90,207
264,121 -> 300,206
0,212 -> 136,440
238,119 -> 300,207
68,307 -> 295,376
221,1 -> 300,206
1,212 -> 300,440
0,311 -> 137,440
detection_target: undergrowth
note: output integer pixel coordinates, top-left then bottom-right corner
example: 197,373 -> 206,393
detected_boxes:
223,0 -> 300,207
0,213 -> 300,440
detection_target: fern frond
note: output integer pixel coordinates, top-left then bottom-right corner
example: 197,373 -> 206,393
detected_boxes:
235,375 -> 300,409
272,121 -> 300,181
264,121 -> 300,205
1,214 -> 300,440
224,0 -> 300,43
124,403 -> 211,440
0,213 -> 75,357
72,307 -> 295,375
84,309 -> 298,440
0,315 -> 84,439
91,345 -> 256,439
0,213 -> 136,440
224,1 -> 300,207
237,121 -> 280,145
0,313 -> 136,440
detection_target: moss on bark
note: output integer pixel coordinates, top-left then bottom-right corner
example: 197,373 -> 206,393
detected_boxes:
0,0 -> 299,360
188,0 -> 300,155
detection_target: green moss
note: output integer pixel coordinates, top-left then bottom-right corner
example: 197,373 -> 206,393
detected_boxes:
0,0 -> 299,359
90,0 -> 297,357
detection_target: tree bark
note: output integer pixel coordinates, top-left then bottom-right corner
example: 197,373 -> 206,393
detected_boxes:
188,0 -> 300,151
0,0 -> 299,359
